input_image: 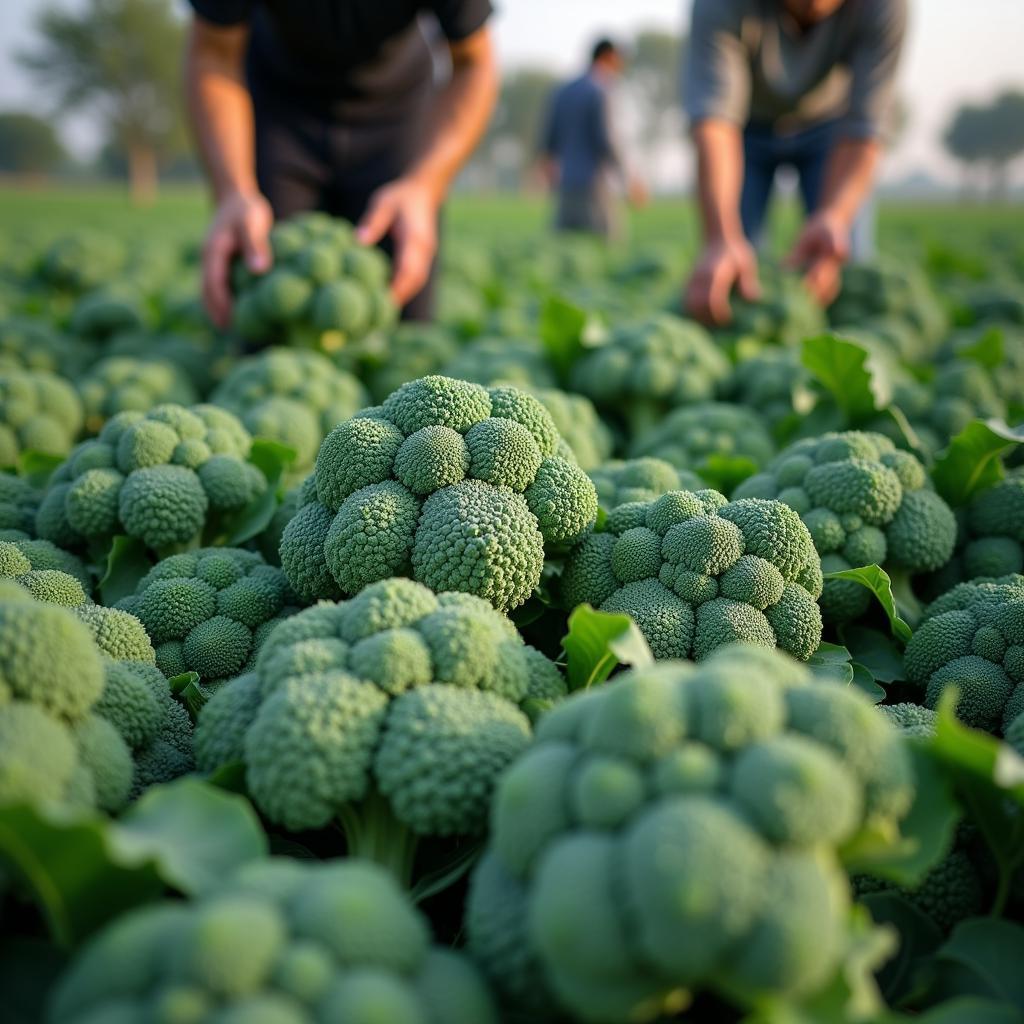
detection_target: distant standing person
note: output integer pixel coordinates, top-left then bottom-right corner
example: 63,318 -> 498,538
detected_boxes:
540,38 -> 646,239
683,0 -> 907,325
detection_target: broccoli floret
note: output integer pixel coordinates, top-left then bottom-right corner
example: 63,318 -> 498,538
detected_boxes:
78,355 -> 197,434
212,347 -> 368,476
0,538 -> 92,604
116,547 -> 295,692
529,388 -> 614,471
35,403 -> 265,557
629,401 -> 776,489
903,573 -> 1024,733
279,376 -> 597,612
73,604 -> 156,664
735,431 -> 956,623
722,266 -> 826,346
467,644 -> 912,1022
589,458 -> 704,511
194,578 -> 562,887
569,313 -> 730,437
561,489 -> 823,661
49,858 -> 497,1024
879,702 -> 938,738
726,347 -> 807,435
0,370 -> 83,465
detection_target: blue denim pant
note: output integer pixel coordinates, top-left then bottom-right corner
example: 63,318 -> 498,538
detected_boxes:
740,119 -> 838,246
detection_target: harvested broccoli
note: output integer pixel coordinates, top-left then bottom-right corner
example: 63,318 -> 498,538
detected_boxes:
561,488 -> 823,660
569,313 -> 729,436
117,546 -> 296,692
467,644 -> 914,1023
194,577 -> 564,885
629,401 -> 775,488
904,573 -> 1024,733
589,457 -> 704,511
231,213 -> 396,351
35,403 -> 266,557
50,858 -> 498,1024
279,376 -> 597,611
735,431 -> 957,622
0,370 -> 83,464
442,335 -> 557,389
530,387 -> 614,470
78,355 -> 197,434
212,347 -> 368,476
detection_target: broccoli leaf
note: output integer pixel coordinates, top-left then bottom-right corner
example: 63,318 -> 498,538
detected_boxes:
220,437 -> 296,546
97,535 -> 152,606
932,419 -> 1024,507
561,604 -> 653,691
15,449 -> 64,488
801,333 -> 892,424
842,626 -> 905,683
539,293 -> 602,381
808,642 -> 855,685
169,671 -> 206,723
825,564 -> 912,642
952,326 -> 1004,370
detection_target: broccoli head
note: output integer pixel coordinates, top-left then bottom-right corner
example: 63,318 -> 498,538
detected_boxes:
561,488 -> 824,661
726,347 -> 806,436
212,347 -> 368,476
467,644 -> 914,1023
903,573 -> 1024,733
442,336 -> 557,389
279,376 -> 597,611
356,322 -> 462,403
194,577 -> 564,885
117,546 -> 296,693
0,370 -> 83,465
0,537 -> 90,593
589,458 -> 704,512
50,857 -> 497,1024
35,403 -> 266,557
0,473 -> 40,534
735,431 -> 957,622
530,387 -> 614,470
78,355 -> 197,434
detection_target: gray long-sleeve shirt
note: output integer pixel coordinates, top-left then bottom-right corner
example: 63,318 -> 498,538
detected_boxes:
684,0 -> 907,139
542,72 -> 621,191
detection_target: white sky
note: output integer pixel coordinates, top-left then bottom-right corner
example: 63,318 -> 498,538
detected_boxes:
1,0 -> 1022,184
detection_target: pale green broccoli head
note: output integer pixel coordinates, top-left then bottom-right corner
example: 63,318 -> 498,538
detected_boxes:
735,431 -> 956,622
280,376 -> 597,612
467,644 -> 913,1023
629,401 -> 776,488
194,578 -> 562,883
35,403 -> 265,556
116,547 -> 294,691
78,355 -> 197,434
589,458 -> 704,511
561,489 -> 823,661
0,369 -> 83,464
903,573 -> 1024,734
212,347 -> 368,475
72,603 -> 155,664
49,858 -> 498,1024
0,538 -> 92,604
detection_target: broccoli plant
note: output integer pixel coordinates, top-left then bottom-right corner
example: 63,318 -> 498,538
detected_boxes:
735,431 -> 957,622
561,488 -> 824,661
35,404 -> 267,559
212,346 -> 368,477
0,369 -> 83,464
466,644 -> 914,1023
78,355 -> 198,434
116,546 -> 297,693
50,858 -> 498,1024
194,577 -> 565,886
589,458 -> 704,512
279,376 -> 597,611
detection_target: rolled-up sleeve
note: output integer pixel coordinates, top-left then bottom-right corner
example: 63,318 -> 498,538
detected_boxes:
841,0 -> 908,140
683,0 -> 750,127
188,0 -> 252,25
431,0 -> 493,41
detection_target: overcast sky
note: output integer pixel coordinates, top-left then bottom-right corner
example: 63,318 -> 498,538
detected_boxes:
1,0 -> 1022,183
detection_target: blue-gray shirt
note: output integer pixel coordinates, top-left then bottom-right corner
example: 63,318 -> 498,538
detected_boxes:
541,73 -> 620,191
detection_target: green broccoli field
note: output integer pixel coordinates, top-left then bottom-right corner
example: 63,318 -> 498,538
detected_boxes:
2,186 -> 1024,1024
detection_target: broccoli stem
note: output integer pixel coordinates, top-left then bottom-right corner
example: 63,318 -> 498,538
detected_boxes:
336,789 -> 419,889
888,569 -> 925,629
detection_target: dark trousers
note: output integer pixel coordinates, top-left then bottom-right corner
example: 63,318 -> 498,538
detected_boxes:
252,79 -> 438,321
740,119 -> 838,246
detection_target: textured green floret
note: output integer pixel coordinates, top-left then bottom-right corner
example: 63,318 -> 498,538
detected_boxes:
0,369 -> 83,464
589,457 -> 704,511
194,578 -> 562,886
562,489 -> 823,661
529,388 -> 613,470
49,858 -> 496,1024
467,645 -> 912,1023
280,376 -> 596,610
735,431 -> 956,622
903,574 -> 1024,734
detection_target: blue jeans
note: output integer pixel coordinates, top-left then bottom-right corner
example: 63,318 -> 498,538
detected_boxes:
740,119 -> 838,246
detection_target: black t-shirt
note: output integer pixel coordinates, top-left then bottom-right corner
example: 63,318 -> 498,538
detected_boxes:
190,0 -> 492,121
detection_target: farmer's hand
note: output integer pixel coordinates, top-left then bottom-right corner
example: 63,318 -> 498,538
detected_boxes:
685,235 -> 761,327
787,209 -> 849,306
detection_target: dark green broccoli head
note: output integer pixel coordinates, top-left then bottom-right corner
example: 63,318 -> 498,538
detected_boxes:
562,488 -> 823,661
193,577 -> 563,881
35,403 -> 264,556
0,472 -> 40,534
589,458 -> 704,512
468,644 -> 913,1022
280,376 -> 597,611
0,369 -> 83,465
529,387 -> 614,471
50,858 -> 498,1024
116,546 -> 295,692
904,573 -> 1024,733
735,431 -> 957,622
